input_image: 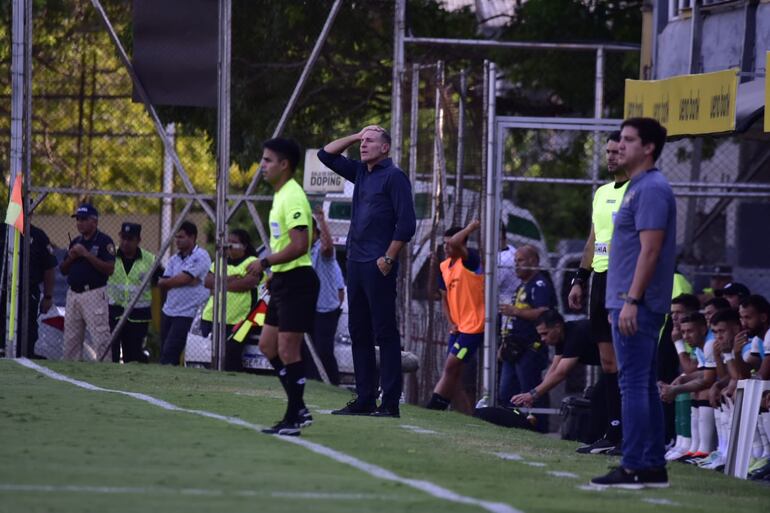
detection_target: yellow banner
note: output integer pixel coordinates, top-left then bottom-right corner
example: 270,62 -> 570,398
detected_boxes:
624,69 -> 738,136
765,52 -> 769,132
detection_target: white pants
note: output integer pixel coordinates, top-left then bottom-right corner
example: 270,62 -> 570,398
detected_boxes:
63,287 -> 111,361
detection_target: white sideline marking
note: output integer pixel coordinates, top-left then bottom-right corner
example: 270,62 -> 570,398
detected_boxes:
315,409 -> 334,415
642,498 -> 679,506
14,359 -> 522,513
523,462 -> 546,467
546,471 -> 578,479
577,485 -> 605,492
493,452 -> 523,461
400,424 -> 438,435
0,484 -> 398,501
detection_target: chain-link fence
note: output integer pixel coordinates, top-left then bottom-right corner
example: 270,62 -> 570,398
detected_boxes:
4,2 -> 768,420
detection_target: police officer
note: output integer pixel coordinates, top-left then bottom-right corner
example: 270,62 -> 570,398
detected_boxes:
59,203 -> 116,361
107,222 -> 161,363
0,224 -> 57,358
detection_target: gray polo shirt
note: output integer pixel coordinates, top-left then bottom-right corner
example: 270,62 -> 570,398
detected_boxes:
162,245 -> 212,318
606,168 -> 676,314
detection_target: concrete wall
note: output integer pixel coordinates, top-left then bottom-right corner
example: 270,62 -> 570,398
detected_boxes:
701,8 -> 745,72
755,3 -> 770,71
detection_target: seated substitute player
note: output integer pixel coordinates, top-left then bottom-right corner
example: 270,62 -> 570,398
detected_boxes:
247,138 -> 320,437
511,311 -> 603,426
659,313 -> 717,462
734,294 -> 769,378
425,221 -> 483,415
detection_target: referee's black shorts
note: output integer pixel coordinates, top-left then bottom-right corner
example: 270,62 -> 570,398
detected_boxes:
265,266 -> 320,333
589,271 -> 612,344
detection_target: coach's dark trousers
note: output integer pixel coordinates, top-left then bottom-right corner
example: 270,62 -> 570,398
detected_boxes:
347,259 -> 401,408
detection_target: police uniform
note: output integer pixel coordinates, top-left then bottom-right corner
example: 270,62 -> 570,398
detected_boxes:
107,223 -> 160,363
62,204 -> 116,361
0,224 -> 58,357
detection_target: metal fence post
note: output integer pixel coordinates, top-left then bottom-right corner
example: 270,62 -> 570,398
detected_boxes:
482,62 -> 499,407
212,0 -> 232,371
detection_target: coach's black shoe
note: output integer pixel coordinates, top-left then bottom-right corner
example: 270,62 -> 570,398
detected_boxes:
638,467 -> 669,489
331,398 -> 377,416
261,420 -> 301,437
370,405 -> 400,418
298,408 -> 313,428
590,466 -> 645,490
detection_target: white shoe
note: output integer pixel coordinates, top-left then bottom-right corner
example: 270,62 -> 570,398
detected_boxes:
665,448 -> 689,461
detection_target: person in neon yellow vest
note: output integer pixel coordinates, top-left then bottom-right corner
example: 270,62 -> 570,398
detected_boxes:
567,132 -> 628,455
200,229 -> 262,372
107,222 -> 161,363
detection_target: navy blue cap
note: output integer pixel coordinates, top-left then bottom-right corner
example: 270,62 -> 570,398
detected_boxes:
72,203 -> 98,219
120,222 -> 142,238
716,282 -> 750,297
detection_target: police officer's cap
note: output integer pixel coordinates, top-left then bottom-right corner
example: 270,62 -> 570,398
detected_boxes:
72,203 -> 98,219
120,222 -> 142,238
716,282 -> 750,298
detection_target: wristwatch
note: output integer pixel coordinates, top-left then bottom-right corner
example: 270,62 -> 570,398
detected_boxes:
529,388 -> 539,400
260,257 -> 271,270
624,295 -> 641,305
383,255 -> 394,266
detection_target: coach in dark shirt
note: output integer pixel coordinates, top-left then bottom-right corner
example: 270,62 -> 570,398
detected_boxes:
318,125 -> 416,417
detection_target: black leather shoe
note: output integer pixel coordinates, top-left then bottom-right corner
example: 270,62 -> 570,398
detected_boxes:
370,405 -> 400,418
331,398 -> 376,416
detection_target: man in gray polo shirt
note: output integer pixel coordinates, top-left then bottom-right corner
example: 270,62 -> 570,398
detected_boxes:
158,221 -> 211,365
591,117 -> 676,490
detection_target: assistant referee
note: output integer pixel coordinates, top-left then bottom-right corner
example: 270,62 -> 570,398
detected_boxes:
567,131 -> 627,454
248,138 -> 320,437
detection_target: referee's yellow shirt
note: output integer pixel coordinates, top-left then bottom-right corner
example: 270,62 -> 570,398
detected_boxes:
591,180 -> 629,273
268,179 -> 313,273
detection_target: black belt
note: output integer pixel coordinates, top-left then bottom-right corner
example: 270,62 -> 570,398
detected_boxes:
70,284 -> 105,293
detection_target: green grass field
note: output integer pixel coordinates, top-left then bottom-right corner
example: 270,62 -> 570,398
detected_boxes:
1,359 -> 768,513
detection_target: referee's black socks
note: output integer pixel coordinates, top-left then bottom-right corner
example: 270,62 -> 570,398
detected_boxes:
284,361 -> 307,423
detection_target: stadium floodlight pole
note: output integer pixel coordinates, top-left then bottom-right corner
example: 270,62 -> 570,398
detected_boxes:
4,0 -> 26,359
88,0 -> 216,223
226,0 -> 344,222
390,0 -> 406,166
482,61 -> 499,408
212,0 -> 232,371
100,200 -> 195,362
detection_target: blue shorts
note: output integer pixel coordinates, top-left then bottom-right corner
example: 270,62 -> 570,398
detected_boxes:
447,332 -> 483,361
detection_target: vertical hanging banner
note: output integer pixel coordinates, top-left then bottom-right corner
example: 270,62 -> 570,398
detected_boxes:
624,69 -> 738,136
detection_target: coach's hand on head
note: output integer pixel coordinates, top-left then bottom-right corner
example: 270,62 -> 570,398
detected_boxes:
358,125 -> 384,138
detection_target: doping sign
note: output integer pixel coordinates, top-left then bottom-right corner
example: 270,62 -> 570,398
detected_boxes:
303,149 -> 345,193
624,69 -> 738,136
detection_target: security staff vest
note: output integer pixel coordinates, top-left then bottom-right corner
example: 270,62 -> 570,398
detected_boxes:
202,256 -> 258,325
591,180 -> 629,273
107,248 -> 155,318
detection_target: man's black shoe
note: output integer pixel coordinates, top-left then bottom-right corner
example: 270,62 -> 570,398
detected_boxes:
576,437 -> 616,455
638,467 -> 669,488
261,420 -> 301,437
331,398 -> 376,416
590,466 -> 645,490
370,405 -> 400,418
